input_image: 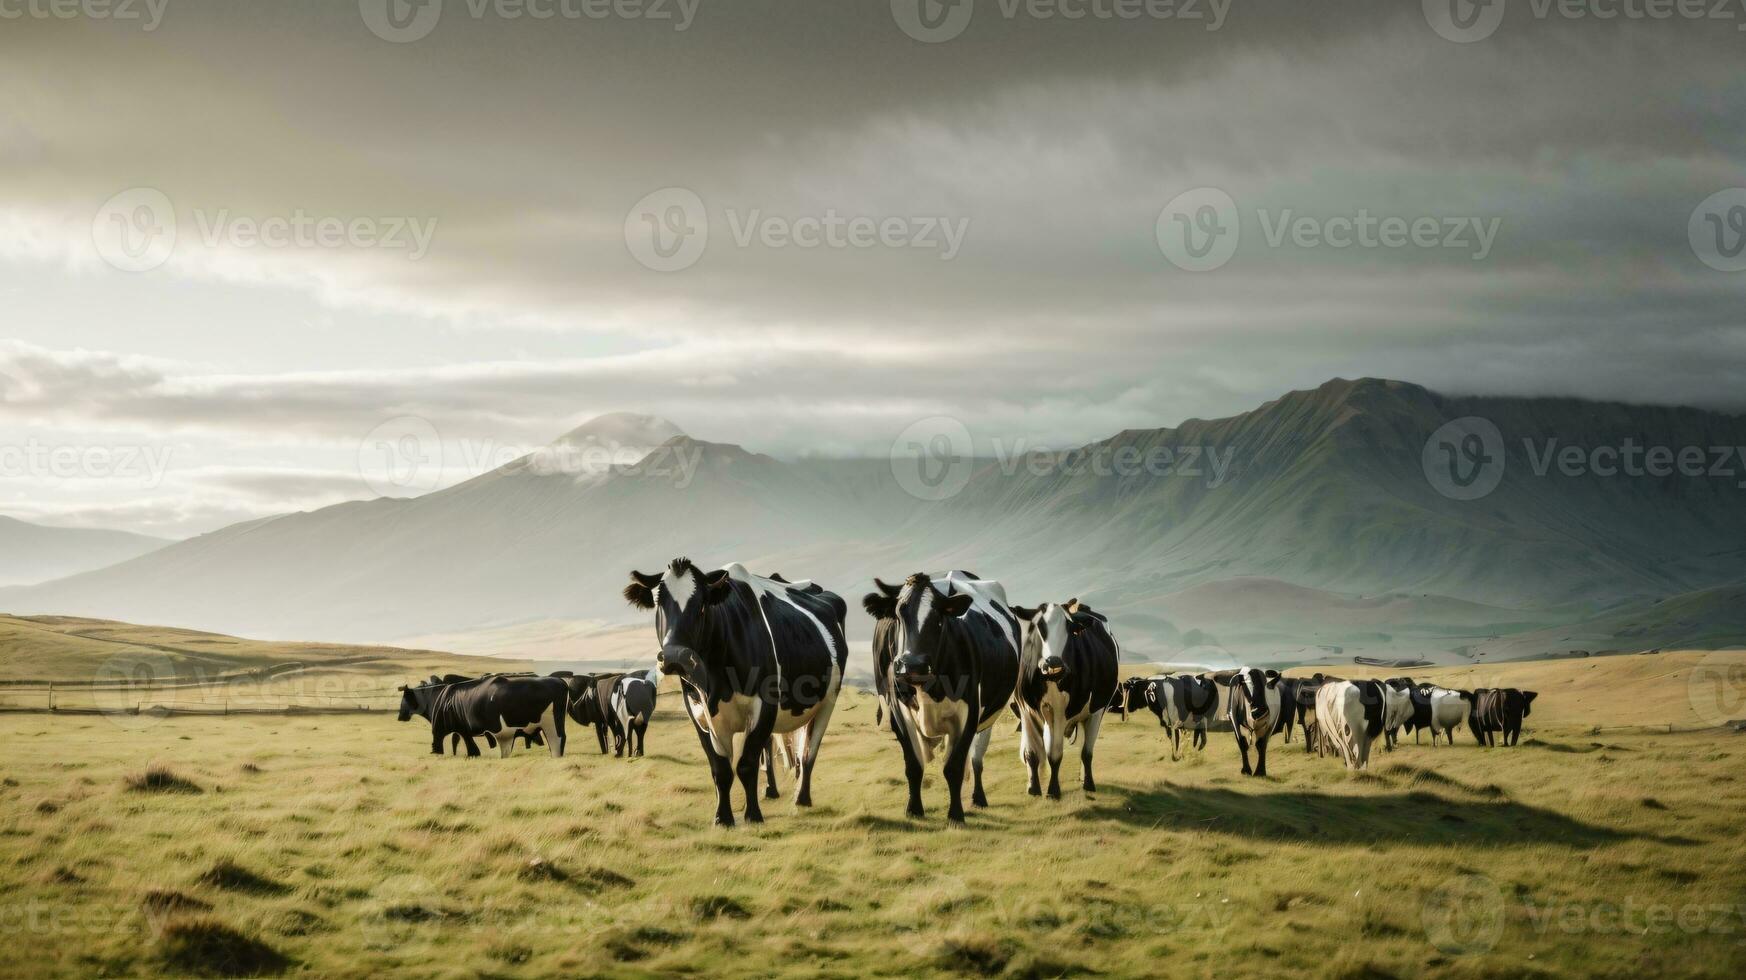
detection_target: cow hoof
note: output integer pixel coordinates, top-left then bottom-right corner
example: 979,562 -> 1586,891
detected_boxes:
763,786 -> 780,800
744,811 -> 765,824
1083,781 -> 1096,793
971,793 -> 988,808
947,811 -> 966,824
714,816 -> 735,828
906,804 -> 925,819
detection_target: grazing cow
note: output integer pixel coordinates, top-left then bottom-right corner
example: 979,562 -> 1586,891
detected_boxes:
558,672 -> 623,754
397,674 -> 568,758
1118,674 -> 1219,759
1216,668 -> 1285,777
1011,601 -> 1119,798
1315,679 -> 1386,769
608,670 -> 659,758
625,558 -> 847,826
1285,674 -> 1335,753
865,571 -> 1020,822
1469,688 -> 1537,746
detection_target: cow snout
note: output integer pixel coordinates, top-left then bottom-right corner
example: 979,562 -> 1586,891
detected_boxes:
657,645 -> 699,676
893,655 -> 933,685
1041,656 -> 1067,679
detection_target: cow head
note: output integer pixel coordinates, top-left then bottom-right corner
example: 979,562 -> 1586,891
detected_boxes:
1521,690 -> 1538,716
887,573 -> 975,687
1115,676 -> 1151,717
624,558 -> 734,679
397,682 -> 437,723
1012,599 -> 1083,682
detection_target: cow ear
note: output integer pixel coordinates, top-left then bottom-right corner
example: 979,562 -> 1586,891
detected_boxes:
1063,598 -> 1081,616
704,569 -> 734,605
941,593 -> 975,618
1212,673 -> 1233,687
1523,691 -> 1538,703
862,591 -> 896,620
624,570 -> 659,610
873,577 -> 902,598
1264,670 -> 1281,689
1010,604 -> 1037,622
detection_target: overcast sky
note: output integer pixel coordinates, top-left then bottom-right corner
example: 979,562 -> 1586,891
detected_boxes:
2,0 -> 1744,537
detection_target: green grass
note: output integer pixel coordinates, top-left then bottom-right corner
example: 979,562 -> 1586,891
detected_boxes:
4,652 -> 1746,977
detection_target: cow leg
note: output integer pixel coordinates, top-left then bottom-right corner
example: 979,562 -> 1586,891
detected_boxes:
794,682 -> 838,809
762,744 -> 781,800
461,733 -> 481,757
891,711 -> 926,818
943,724 -> 974,824
1194,722 -> 1208,752
736,705 -> 779,824
430,730 -> 445,755
1235,732 -> 1252,775
1080,710 -> 1105,792
635,722 -> 646,757
1169,726 -> 1181,761
1019,707 -> 1044,796
1044,713 -> 1066,800
969,725 -> 993,808
498,730 -> 514,759
543,704 -> 566,759
693,724 -> 735,827
1253,733 -> 1269,778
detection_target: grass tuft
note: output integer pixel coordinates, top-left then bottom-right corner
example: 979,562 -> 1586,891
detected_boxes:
690,895 -> 753,921
933,934 -> 1015,976
155,918 -> 291,977
197,860 -> 290,895
142,889 -> 213,917
126,767 -> 202,795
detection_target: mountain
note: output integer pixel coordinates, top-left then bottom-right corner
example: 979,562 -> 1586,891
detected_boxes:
6,382 -> 1745,666
0,516 -> 169,586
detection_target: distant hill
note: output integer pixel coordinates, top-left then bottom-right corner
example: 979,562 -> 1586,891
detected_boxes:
0,516 -> 169,586
6,379 -> 1745,664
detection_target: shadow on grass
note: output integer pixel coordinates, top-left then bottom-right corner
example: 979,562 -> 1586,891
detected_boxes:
1078,782 -> 1677,848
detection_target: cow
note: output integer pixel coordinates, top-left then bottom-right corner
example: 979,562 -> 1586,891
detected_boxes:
1376,679 -> 1416,750
1284,673 -> 1335,753
397,674 -> 568,758
1216,668 -> 1285,777
608,670 -> 658,758
1422,686 -> 1471,745
865,571 -> 1020,822
1469,688 -> 1537,746
409,673 -> 548,757
1315,679 -> 1386,769
1011,601 -> 1119,798
1117,673 -> 1218,759
625,558 -> 847,826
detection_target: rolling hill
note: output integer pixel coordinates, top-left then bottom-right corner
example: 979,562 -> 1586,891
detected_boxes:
0,516 -> 169,586
5,379 -> 1744,664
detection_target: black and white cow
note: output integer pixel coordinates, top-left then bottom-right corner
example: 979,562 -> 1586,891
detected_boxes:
1422,686 -> 1471,745
865,571 -> 1020,822
1469,688 -> 1537,746
558,672 -> 622,754
1216,668 -> 1286,777
1117,673 -> 1219,759
1315,679 -> 1386,769
397,674 -> 569,758
1285,674 -> 1335,753
625,558 -> 847,826
1377,678 -> 1416,750
608,669 -> 659,758
1011,601 -> 1119,798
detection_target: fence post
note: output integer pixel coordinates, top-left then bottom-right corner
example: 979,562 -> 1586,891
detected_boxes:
48,683 -> 54,713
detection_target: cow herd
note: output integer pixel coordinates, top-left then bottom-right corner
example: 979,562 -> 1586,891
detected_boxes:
395,559 -> 1542,827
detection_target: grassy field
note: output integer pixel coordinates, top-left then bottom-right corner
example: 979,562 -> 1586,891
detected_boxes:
3,647 -> 1745,978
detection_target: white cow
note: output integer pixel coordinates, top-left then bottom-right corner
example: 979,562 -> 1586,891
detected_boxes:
1424,687 -> 1471,745
1316,680 -> 1386,770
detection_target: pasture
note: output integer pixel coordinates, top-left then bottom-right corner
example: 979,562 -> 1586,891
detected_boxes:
3,650 -> 1745,978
